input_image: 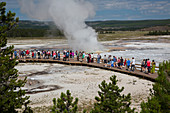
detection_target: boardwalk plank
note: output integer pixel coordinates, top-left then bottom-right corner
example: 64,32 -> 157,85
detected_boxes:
18,58 -> 158,82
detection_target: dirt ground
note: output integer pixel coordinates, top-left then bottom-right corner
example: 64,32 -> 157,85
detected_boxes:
16,63 -> 153,112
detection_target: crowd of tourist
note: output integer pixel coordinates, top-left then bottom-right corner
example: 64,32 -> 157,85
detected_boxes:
102,54 -> 156,74
12,49 -> 156,74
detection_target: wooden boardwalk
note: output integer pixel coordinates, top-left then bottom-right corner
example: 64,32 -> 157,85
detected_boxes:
18,58 -> 158,82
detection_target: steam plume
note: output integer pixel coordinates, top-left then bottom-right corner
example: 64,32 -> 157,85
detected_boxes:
18,0 -> 102,51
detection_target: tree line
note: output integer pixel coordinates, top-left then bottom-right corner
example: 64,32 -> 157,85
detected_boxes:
146,30 -> 170,36
7,28 -> 64,37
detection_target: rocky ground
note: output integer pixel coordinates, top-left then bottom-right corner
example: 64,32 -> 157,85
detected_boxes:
16,63 -> 153,112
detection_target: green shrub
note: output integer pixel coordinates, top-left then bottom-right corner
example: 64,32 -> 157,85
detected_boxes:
91,75 -> 135,113
51,90 -> 78,113
0,2 -> 32,112
140,61 -> 170,113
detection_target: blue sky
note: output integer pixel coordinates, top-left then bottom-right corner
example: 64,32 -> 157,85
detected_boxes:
2,0 -> 170,21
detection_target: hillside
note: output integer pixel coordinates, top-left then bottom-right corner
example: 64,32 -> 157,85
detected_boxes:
18,19 -> 170,30
87,19 -> 170,29
7,19 -> 170,38
18,20 -> 57,29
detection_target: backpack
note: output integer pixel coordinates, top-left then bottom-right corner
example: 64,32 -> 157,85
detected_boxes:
66,52 -> 69,57
142,61 -> 145,65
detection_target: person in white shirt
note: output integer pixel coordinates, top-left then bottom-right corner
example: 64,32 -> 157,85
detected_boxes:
91,53 -> 94,63
131,57 -> 135,71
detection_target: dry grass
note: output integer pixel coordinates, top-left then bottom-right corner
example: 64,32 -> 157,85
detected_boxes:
8,31 -> 169,42
98,31 -> 149,41
7,36 -> 66,40
29,101 -> 94,113
31,106 -> 52,113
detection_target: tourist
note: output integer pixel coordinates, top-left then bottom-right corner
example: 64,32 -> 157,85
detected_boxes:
87,54 -> 90,63
120,57 -> 123,69
70,50 -> 72,58
108,55 -> 111,64
34,50 -> 36,59
113,56 -> 117,67
131,57 -> 135,72
103,55 -> 107,64
144,59 -> 148,73
26,49 -> 30,57
147,59 -> 151,74
21,50 -> 23,59
66,51 -> 69,61
79,52 -> 82,62
89,53 -> 91,63
151,60 -> 156,74
77,52 -> 80,61
117,57 -> 120,69
41,50 -> 44,59
91,53 -> 94,63
48,51 -> 51,59
141,59 -> 145,72
85,53 -> 88,61
17,51 -> 19,58
19,50 -> 21,58
97,53 -> 101,63
38,50 -> 41,59
63,52 -> 66,61
23,50 -> 26,59
51,51 -> 54,58
72,51 -> 74,59
110,59 -> 114,67
32,51 -> 34,59
14,50 -> 17,59
124,58 -> 127,67
53,51 -> 56,60
82,52 -> 85,61
75,50 -> 78,56
44,51 -> 47,59
126,59 -> 131,71
56,50 -> 58,59
58,51 -> 60,60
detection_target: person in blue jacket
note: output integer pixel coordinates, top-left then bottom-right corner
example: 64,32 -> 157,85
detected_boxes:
126,59 -> 131,71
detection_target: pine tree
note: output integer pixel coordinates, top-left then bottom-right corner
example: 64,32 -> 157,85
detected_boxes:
91,75 -> 135,113
52,90 -> 78,113
140,61 -> 170,113
0,2 -> 32,112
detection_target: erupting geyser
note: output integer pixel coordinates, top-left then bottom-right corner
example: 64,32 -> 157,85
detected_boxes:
18,0 -> 102,51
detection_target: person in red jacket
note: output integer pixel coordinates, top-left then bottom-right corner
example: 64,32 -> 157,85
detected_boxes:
53,51 -> 56,60
32,51 -> 34,58
147,59 -> 151,74
124,58 -> 127,67
26,49 -> 30,58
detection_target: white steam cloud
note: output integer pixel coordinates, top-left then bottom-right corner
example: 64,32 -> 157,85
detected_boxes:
18,0 -> 102,51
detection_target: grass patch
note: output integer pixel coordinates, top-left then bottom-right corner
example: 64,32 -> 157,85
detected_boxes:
31,106 -> 52,113
7,36 -> 66,40
29,101 -> 94,113
8,31 -> 169,42
98,31 -> 149,41
78,100 -> 94,112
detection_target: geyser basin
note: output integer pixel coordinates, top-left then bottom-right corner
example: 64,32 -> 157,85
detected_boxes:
16,63 -> 153,112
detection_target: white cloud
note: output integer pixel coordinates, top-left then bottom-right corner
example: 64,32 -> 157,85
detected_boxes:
2,0 -> 170,20
89,0 -> 170,15
3,0 -> 170,14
